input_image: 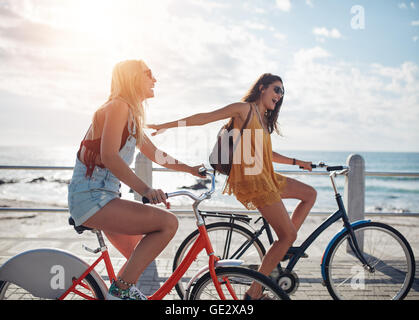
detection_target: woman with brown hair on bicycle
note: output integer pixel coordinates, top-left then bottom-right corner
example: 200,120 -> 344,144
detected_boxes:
68,59 -> 203,300
148,73 -> 317,299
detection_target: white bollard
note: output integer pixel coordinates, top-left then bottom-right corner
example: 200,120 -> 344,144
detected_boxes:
134,153 -> 152,201
344,154 -> 365,252
344,154 -> 365,223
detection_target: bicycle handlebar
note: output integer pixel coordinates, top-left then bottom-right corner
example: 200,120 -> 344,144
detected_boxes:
142,167 -> 214,204
300,162 -> 349,173
142,162 -> 347,204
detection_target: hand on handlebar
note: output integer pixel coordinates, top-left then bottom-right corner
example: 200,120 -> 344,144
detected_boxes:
142,188 -> 167,205
141,166 -> 209,205
298,160 -> 313,172
189,164 -> 207,178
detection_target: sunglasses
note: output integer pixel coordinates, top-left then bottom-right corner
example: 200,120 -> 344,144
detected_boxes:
273,85 -> 284,96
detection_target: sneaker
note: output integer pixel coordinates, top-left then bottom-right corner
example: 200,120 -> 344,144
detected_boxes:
107,281 -> 148,300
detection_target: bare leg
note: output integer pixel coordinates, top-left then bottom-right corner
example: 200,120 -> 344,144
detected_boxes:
245,178 -> 316,298
246,200 -> 297,298
104,232 -> 143,278
83,198 -> 178,288
281,177 -> 317,232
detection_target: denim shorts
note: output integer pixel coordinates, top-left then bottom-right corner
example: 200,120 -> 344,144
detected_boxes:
68,157 -> 121,226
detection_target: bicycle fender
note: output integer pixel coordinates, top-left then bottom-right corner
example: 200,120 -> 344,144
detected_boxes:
183,259 -> 244,300
320,220 -> 371,281
0,248 -> 108,299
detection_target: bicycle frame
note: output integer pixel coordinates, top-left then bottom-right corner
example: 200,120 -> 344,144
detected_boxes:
282,170 -> 372,273
59,242 -> 115,300
150,223 -> 225,300
283,193 -> 369,272
59,219 -> 229,301
222,169 -> 372,275
60,171 -> 238,300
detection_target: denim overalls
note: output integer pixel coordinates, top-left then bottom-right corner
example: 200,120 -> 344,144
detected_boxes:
68,114 -> 137,226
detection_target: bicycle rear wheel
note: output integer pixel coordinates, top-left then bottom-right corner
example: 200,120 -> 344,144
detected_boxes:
189,267 -> 289,300
0,273 -> 105,300
173,222 -> 266,299
324,222 -> 415,300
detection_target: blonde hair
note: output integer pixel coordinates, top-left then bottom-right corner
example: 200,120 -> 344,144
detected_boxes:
93,59 -> 149,145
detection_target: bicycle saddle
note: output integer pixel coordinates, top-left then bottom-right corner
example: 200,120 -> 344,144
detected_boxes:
68,217 -> 93,234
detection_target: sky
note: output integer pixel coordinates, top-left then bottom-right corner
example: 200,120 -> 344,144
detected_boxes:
0,0 -> 418,156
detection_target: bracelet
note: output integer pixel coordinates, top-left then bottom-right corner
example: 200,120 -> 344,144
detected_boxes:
292,158 -> 296,165
117,277 -> 136,288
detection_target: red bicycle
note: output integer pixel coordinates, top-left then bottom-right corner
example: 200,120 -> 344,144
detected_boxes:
0,168 -> 288,300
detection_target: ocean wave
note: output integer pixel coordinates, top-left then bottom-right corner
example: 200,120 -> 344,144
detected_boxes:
0,176 -> 70,185
366,176 -> 419,182
365,185 -> 419,194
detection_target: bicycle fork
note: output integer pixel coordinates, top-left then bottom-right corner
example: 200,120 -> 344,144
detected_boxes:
331,170 -> 374,274
339,198 -> 374,273
343,220 -> 375,273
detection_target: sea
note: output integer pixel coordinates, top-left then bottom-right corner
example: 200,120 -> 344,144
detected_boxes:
0,146 -> 418,214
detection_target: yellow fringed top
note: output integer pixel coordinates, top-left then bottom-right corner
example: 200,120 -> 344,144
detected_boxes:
222,104 -> 287,210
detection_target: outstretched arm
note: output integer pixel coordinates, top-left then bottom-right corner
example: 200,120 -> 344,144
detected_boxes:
148,102 -> 249,135
139,134 -> 204,178
272,151 -> 312,171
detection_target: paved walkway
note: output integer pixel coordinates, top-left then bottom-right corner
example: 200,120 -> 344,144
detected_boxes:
0,211 -> 418,300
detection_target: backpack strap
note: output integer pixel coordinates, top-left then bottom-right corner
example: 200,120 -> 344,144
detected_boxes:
231,104 -> 253,155
210,104 -> 253,175
240,104 -> 253,133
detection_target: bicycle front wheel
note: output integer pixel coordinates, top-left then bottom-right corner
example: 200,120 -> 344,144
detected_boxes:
173,222 -> 266,299
324,221 -> 415,300
189,267 -> 289,300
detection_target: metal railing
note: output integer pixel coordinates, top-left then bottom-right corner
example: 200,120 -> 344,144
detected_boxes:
1,154 -> 419,217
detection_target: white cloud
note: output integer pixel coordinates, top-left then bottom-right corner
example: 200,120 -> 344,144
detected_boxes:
370,61 -> 419,92
281,48 -> 419,151
306,0 -> 314,7
275,0 -> 291,12
242,2 -> 266,14
412,20 -> 419,26
313,27 -> 342,40
274,32 -> 287,40
0,0 -> 418,152
0,0 -> 290,149
411,2 -> 416,9
413,35 -> 419,42
244,21 -> 268,30
293,46 -> 331,65
186,0 -> 231,12
398,2 -> 408,9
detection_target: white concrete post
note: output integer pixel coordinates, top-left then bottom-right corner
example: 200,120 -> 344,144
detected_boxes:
344,154 -> 365,252
134,153 -> 152,201
344,154 -> 365,222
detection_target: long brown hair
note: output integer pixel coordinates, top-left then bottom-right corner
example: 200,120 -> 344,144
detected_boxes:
241,73 -> 284,134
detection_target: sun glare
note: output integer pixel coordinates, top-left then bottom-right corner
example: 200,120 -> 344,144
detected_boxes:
49,1 -> 173,57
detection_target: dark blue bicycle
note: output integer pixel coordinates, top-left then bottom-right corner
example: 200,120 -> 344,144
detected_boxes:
173,164 -> 416,300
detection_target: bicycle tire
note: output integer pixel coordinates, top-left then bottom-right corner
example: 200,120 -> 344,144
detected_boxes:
189,266 -> 289,300
173,222 -> 266,299
0,273 -> 105,300
323,221 -> 415,300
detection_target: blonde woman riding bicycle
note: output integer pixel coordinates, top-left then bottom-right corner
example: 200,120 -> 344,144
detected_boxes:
67,60 -> 203,300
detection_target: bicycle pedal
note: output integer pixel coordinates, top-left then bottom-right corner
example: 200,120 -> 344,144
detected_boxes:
82,244 -> 101,254
281,251 -> 309,261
